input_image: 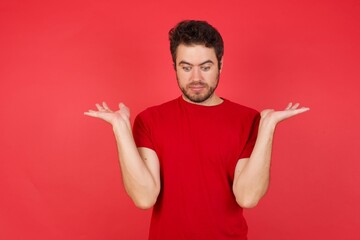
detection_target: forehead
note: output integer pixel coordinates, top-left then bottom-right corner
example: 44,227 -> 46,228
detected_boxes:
176,44 -> 217,64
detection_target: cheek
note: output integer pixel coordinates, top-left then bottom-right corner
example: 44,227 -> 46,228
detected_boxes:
176,71 -> 189,82
207,71 -> 219,81
176,72 -> 186,87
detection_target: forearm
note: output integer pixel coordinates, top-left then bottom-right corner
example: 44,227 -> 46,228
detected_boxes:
84,102 -> 160,208
233,118 -> 276,208
233,103 -> 309,208
113,124 -> 159,209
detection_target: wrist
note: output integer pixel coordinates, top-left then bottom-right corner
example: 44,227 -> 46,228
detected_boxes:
259,117 -> 277,134
112,118 -> 130,133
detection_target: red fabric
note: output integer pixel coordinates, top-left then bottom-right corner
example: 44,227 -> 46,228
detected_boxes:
133,96 -> 260,240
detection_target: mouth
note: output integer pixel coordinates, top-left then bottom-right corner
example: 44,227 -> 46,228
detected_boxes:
190,85 -> 204,89
188,83 -> 207,92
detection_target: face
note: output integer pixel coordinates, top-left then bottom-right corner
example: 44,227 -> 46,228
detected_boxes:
175,44 -> 221,105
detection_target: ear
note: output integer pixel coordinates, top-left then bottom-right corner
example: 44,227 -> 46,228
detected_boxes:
219,58 -> 223,73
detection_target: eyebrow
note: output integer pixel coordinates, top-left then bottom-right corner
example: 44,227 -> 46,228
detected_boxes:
178,60 -> 214,66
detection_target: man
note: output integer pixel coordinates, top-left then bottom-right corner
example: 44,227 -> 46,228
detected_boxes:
84,20 -> 309,239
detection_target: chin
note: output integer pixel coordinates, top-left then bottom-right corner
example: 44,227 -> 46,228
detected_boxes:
186,93 -> 212,103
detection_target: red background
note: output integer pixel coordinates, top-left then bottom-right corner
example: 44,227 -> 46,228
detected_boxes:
1,0 -> 359,239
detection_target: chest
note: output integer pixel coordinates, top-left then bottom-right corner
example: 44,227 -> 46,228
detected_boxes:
151,109 -> 250,175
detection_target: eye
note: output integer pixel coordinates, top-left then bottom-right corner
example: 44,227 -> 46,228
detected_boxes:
200,66 -> 211,72
182,66 -> 192,72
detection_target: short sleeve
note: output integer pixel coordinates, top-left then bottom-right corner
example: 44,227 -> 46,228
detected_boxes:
133,112 -> 155,150
239,113 -> 261,159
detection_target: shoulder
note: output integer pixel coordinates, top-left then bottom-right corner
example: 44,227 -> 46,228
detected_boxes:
223,98 -> 259,117
221,99 -> 260,132
136,97 -> 180,120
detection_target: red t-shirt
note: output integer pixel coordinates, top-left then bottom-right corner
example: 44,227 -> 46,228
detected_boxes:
133,96 -> 260,240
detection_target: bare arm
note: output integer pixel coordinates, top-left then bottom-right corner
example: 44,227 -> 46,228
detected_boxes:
84,102 -> 160,209
232,103 -> 310,208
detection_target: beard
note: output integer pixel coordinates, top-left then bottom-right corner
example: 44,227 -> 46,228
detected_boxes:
181,82 -> 216,103
177,73 -> 220,103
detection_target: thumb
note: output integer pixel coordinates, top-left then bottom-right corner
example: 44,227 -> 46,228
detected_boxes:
260,109 -> 274,118
118,102 -> 130,118
119,102 -> 126,109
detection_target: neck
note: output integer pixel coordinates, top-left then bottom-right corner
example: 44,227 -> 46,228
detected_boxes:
182,94 -> 223,106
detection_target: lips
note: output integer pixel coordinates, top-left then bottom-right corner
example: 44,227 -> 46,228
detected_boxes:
190,85 -> 204,89
188,83 -> 206,91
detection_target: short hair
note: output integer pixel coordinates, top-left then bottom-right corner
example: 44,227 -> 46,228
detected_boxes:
169,20 -> 224,70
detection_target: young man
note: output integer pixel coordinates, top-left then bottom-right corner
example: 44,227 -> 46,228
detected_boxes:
85,20 -> 309,239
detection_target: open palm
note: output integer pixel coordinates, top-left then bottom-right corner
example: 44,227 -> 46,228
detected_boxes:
84,102 -> 131,129
261,103 -> 310,125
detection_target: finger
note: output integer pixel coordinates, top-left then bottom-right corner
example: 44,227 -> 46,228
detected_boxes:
96,103 -> 105,111
291,103 -> 300,110
84,110 -> 98,117
285,102 -> 292,110
300,106 -> 310,111
293,107 -> 310,115
102,102 -> 111,111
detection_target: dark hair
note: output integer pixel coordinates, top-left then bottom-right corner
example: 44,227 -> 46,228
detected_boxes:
169,20 -> 224,70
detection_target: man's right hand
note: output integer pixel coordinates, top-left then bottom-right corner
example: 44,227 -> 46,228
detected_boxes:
84,102 -> 131,130
84,102 -> 160,209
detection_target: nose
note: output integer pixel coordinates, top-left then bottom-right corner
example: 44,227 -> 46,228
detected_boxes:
190,67 -> 202,81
